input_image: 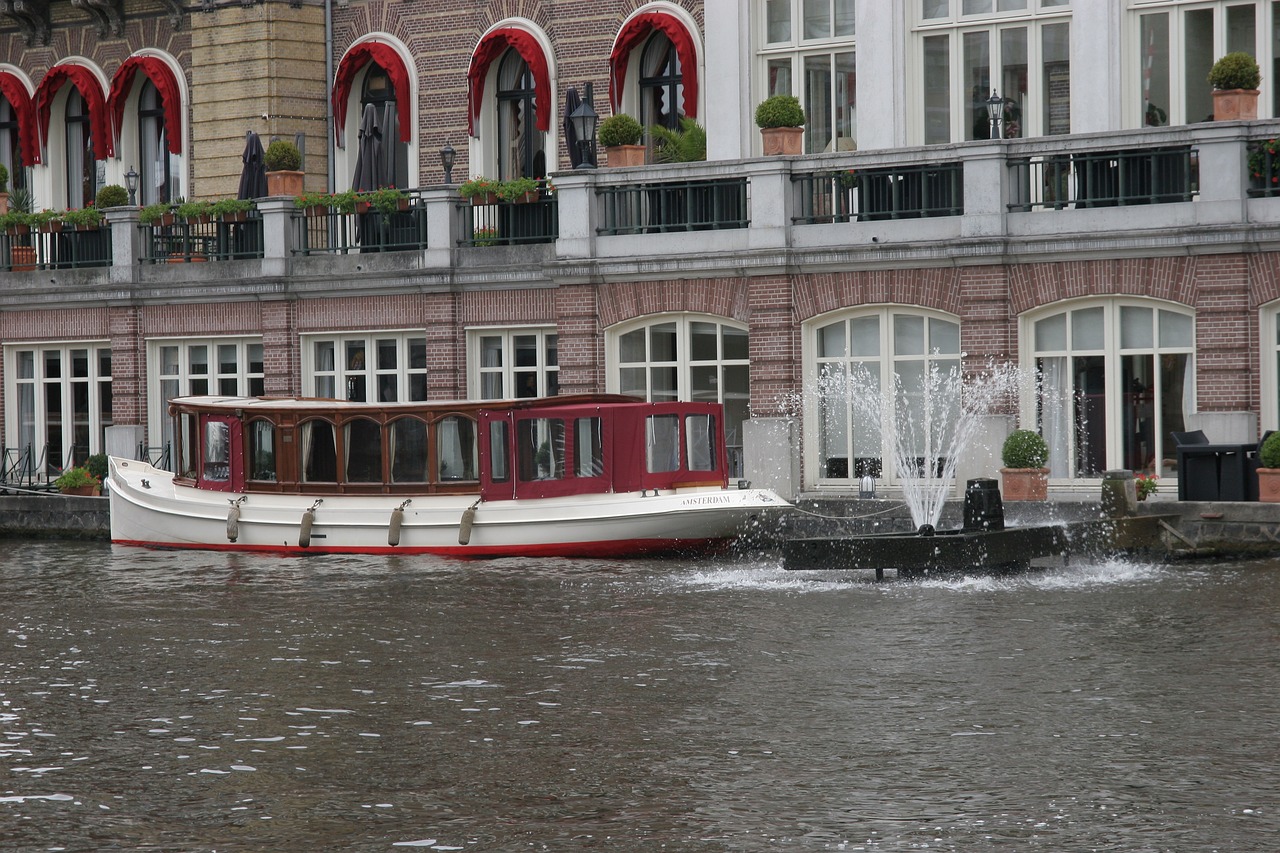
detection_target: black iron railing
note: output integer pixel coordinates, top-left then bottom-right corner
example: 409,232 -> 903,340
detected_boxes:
793,162 -> 964,225
295,204 -> 427,255
1008,146 -> 1197,211
597,178 -> 748,235
458,195 -> 558,247
1247,138 -> 1280,198
1,225 -> 111,271
142,214 -> 265,263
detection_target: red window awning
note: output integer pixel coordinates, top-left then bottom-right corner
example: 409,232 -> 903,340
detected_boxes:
609,12 -> 699,118
0,71 -> 38,168
331,42 -> 412,145
34,64 -> 112,163
467,27 -> 551,138
108,56 -> 183,155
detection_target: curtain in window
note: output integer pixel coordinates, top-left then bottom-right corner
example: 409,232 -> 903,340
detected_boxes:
0,71 -> 38,167
107,56 -> 183,154
609,12 -> 699,118
467,28 -> 551,137
34,64 -> 112,162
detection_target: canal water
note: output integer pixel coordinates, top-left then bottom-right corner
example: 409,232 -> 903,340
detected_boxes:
2,541 -> 1276,852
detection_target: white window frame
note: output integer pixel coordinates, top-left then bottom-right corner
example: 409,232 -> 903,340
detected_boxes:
148,336 -> 265,454
4,341 -> 113,475
605,313 -> 750,475
1020,297 -> 1196,482
910,2 -> 1071,143
1260,300 -> 1280,432
1125,0 -> 1272,127
467,326 -> 559,400
758,0 -> 857,153
803,306 -> 963,488
301,331 -> 428,403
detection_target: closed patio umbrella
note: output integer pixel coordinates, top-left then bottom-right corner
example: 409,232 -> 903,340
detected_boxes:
351,104 -> 384,248
564,86 -> 583,168
237,130 -> 267,200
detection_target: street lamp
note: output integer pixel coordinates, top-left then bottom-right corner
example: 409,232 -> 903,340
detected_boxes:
986,90 -> 1004,140
125,166 -> 139,204
569,83 -> 598,169
439,141 -> 456,184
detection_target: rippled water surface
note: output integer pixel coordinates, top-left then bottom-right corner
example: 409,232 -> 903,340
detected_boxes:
2,541 -> 1277,851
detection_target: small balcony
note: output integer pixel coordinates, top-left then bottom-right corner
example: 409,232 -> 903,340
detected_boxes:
5,120 -> 1280,299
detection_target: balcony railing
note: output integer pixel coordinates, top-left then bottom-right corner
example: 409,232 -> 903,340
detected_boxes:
142,214 -> 265,263
295,202 -> 427,256
457,194 -> 558,247
1,224 -> 111,271
597,177 -> 748,235
1007,146 -> 1198,211
792,162 -> 964,225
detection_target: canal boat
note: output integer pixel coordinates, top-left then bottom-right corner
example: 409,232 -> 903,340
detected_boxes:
107,394 -> 789,557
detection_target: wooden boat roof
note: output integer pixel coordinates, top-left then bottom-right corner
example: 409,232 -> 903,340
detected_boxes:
168,393 -> 647,416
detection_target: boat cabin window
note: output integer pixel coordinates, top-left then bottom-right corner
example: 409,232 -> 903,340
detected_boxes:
437,415 -> 478,481
301,420 -> 337,482
518,417 -> 566,481
344,417 -> 383,482
203,421 -> 230,482
390,417 -> 428,483
248,419 -> 276,482
686,413 -> 717,472
574,417 -> 604,478
178,412 -> 197,478
488,420 -> 510,482
646,414 -> 680,473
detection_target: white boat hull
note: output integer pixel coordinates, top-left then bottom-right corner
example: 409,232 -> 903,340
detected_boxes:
107,458 -> 789,558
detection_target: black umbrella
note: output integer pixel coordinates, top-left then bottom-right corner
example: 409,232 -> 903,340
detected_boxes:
351,103 -> 384,193
563,87 -> 583,168
237,131 -> 267,200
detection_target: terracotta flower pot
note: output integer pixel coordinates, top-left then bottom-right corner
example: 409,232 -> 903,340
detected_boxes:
1000,467 -> 1049,501
266,169 -> 304,197
1258,468 -> 1280,502
10,245 -> 35,271
1212,89 -> 1259,121
761,126 -> 804,156
606,145 -> 646,167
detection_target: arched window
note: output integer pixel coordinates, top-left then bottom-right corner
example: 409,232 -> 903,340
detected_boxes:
360,62 -> 409,188
1026,299 -> 1194,480
137,79 -> 171,204
639,32 -> 683,131
65,88 -> 97,209
806,307 -> 962,485
0,96 -> 25,189
497,50 -> 545,179
608,314 -> 749,477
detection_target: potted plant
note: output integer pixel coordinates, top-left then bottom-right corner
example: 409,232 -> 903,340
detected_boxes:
755,94 -> 806,155
85,452 -> 108,482
211,198 -> 255,222
95,184 -> 129,209
61,205 -> 104,230
54,465 -> 101,496
31,209 -> 61,233
1208,51 -> 1261,121
139,201 -> 174,226
472,225 -> 499,247
177,199 -> 214,224
598,113 -> 645,167
496,176 -> 539,204
651,118 -> 707,163
264,139 -> 304,197
4,186 -> 34,271
1000,428 -> 1050,501
360,186 -> 410,214
1257,431 -> 1280,502
459,177 -> 499,205
1134,472 -> 1159,502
